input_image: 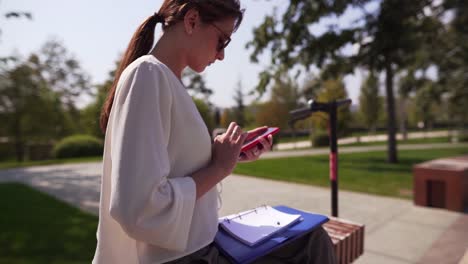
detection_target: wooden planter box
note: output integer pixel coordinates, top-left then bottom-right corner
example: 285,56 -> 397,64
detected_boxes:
413,156 -> 468,212
323,217 -> 365,264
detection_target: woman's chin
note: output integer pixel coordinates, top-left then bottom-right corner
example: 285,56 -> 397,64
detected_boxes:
188,64 -> 205,73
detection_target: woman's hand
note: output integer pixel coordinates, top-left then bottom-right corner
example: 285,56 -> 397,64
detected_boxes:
238,126 -> 273,163
211,122 -> 248,177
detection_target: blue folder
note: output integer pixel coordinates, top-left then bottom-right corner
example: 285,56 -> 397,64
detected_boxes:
214,205 -> 329,264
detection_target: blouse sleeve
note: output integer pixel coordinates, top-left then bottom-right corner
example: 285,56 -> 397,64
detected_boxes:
108,61 -> 197,252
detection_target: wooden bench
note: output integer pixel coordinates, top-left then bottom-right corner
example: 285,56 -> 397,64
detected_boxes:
323,217 -> 365,264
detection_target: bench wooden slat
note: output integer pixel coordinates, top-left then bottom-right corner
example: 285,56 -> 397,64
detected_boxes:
323,218 -> 365,264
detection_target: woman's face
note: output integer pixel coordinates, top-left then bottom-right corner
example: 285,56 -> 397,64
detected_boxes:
187,16 -> 236,73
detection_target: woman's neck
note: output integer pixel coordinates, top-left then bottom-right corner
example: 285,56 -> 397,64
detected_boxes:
150,32 -> 186,79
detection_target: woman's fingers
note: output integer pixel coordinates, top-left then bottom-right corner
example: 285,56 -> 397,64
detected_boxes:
231,125 -> 242,140
225,122 -> 237,136
237,134 -> 274,163
236,132 -> 249,145
251,126 -> 268,133
245,126 -> 268,141
258,135 -> 272,152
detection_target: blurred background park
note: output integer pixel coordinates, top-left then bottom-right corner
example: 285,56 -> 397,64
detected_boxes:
0,0 -> 467,263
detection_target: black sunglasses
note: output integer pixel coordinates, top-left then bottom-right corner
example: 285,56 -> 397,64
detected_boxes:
210,23 -> 231,52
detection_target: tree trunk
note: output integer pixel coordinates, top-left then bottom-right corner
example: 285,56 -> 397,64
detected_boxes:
400,97 -> 408,140
385,62 -> 398,163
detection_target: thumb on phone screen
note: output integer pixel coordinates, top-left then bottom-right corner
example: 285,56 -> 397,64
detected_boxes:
245,126 -> 268,141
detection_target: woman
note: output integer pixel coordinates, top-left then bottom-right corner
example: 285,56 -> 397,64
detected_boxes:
93,0 -> 336,263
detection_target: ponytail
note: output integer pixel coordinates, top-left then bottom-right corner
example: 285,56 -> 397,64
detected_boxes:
99,13 -> 163,133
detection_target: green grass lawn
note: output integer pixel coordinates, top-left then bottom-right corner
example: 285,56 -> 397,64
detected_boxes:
341,136 -> 452,147
0,183 -> 98,264
0,156 -> 102,170
234,147 -> 468,199
348,128 -> 450,137
276,135 -> 454,150
277,137 -> 456,151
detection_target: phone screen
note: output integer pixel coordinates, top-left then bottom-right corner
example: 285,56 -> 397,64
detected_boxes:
241,127 -> 279,152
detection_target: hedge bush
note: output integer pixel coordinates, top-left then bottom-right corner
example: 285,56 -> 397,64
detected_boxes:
0,142 -> 15,161
459,133 -> 468,142
311,131 -> 330,147
53,135 -> 103,159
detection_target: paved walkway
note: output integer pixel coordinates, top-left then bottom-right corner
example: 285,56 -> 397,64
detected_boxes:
1,145 -> 467,263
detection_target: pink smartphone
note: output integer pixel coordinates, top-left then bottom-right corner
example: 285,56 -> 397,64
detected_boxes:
241,127 -> 279,152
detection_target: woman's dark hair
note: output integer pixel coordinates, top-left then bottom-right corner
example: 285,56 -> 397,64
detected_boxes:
99,0 -> 244,133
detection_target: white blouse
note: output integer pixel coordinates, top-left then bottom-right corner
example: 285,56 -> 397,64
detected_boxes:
92,55 -> 219,264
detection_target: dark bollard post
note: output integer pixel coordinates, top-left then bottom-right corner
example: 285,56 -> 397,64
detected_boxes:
328,101 -> 338,217
290,98 -> 351,218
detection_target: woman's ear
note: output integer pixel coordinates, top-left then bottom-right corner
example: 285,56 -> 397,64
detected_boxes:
183,9 -> 200,35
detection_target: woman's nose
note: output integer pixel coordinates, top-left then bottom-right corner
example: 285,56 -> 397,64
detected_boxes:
216,49 -> 225,61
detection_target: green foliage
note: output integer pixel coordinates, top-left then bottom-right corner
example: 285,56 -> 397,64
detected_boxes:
311,130 -> 329,147
0,56 -> 78,161
192,97 -> 215,132
220,108 -> 234,128
359,72 -> 381,131
0,40 -> 91,162
232,80 -> 246,127
0,142 -> 14,161
37,40 -> 92,107
247,0 -> 450,164
309,77 -> 351,136
181,69 -> 217,132
413,84 -> 438,128
255,101 -> 284,128
255,75 -> 301,129
182,68 -> 212,97
438,32 -> 468,125
80,58 -> 119,139
459,132 -> 468,142
52,135 -> 103,159
81,83 -> 108,139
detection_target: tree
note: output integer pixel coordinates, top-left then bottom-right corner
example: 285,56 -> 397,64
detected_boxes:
220,108 -> 234,128
192,97 -> 215,132
81,80 -> 109,139
232,79 -> 246,127
0,56 -> 70,161
247,0 -> 443,163
213,107 -> 221,128
181,69 -> 217,132
255,75 -> 300,129
182,68 -> 213,101
29,39 -> 92,134
413,84 -> 439,129
310,77 -> 351,136
436,1 -> 468,130
36,40 -> 92,106
359,72 -> 381,132
81,59 -> 120,138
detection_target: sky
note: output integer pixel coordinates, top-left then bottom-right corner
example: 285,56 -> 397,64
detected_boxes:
0,0 -> 364,109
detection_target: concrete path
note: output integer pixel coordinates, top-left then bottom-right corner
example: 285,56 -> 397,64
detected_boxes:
0,163 -> 102,215
1,160 -> 467,263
